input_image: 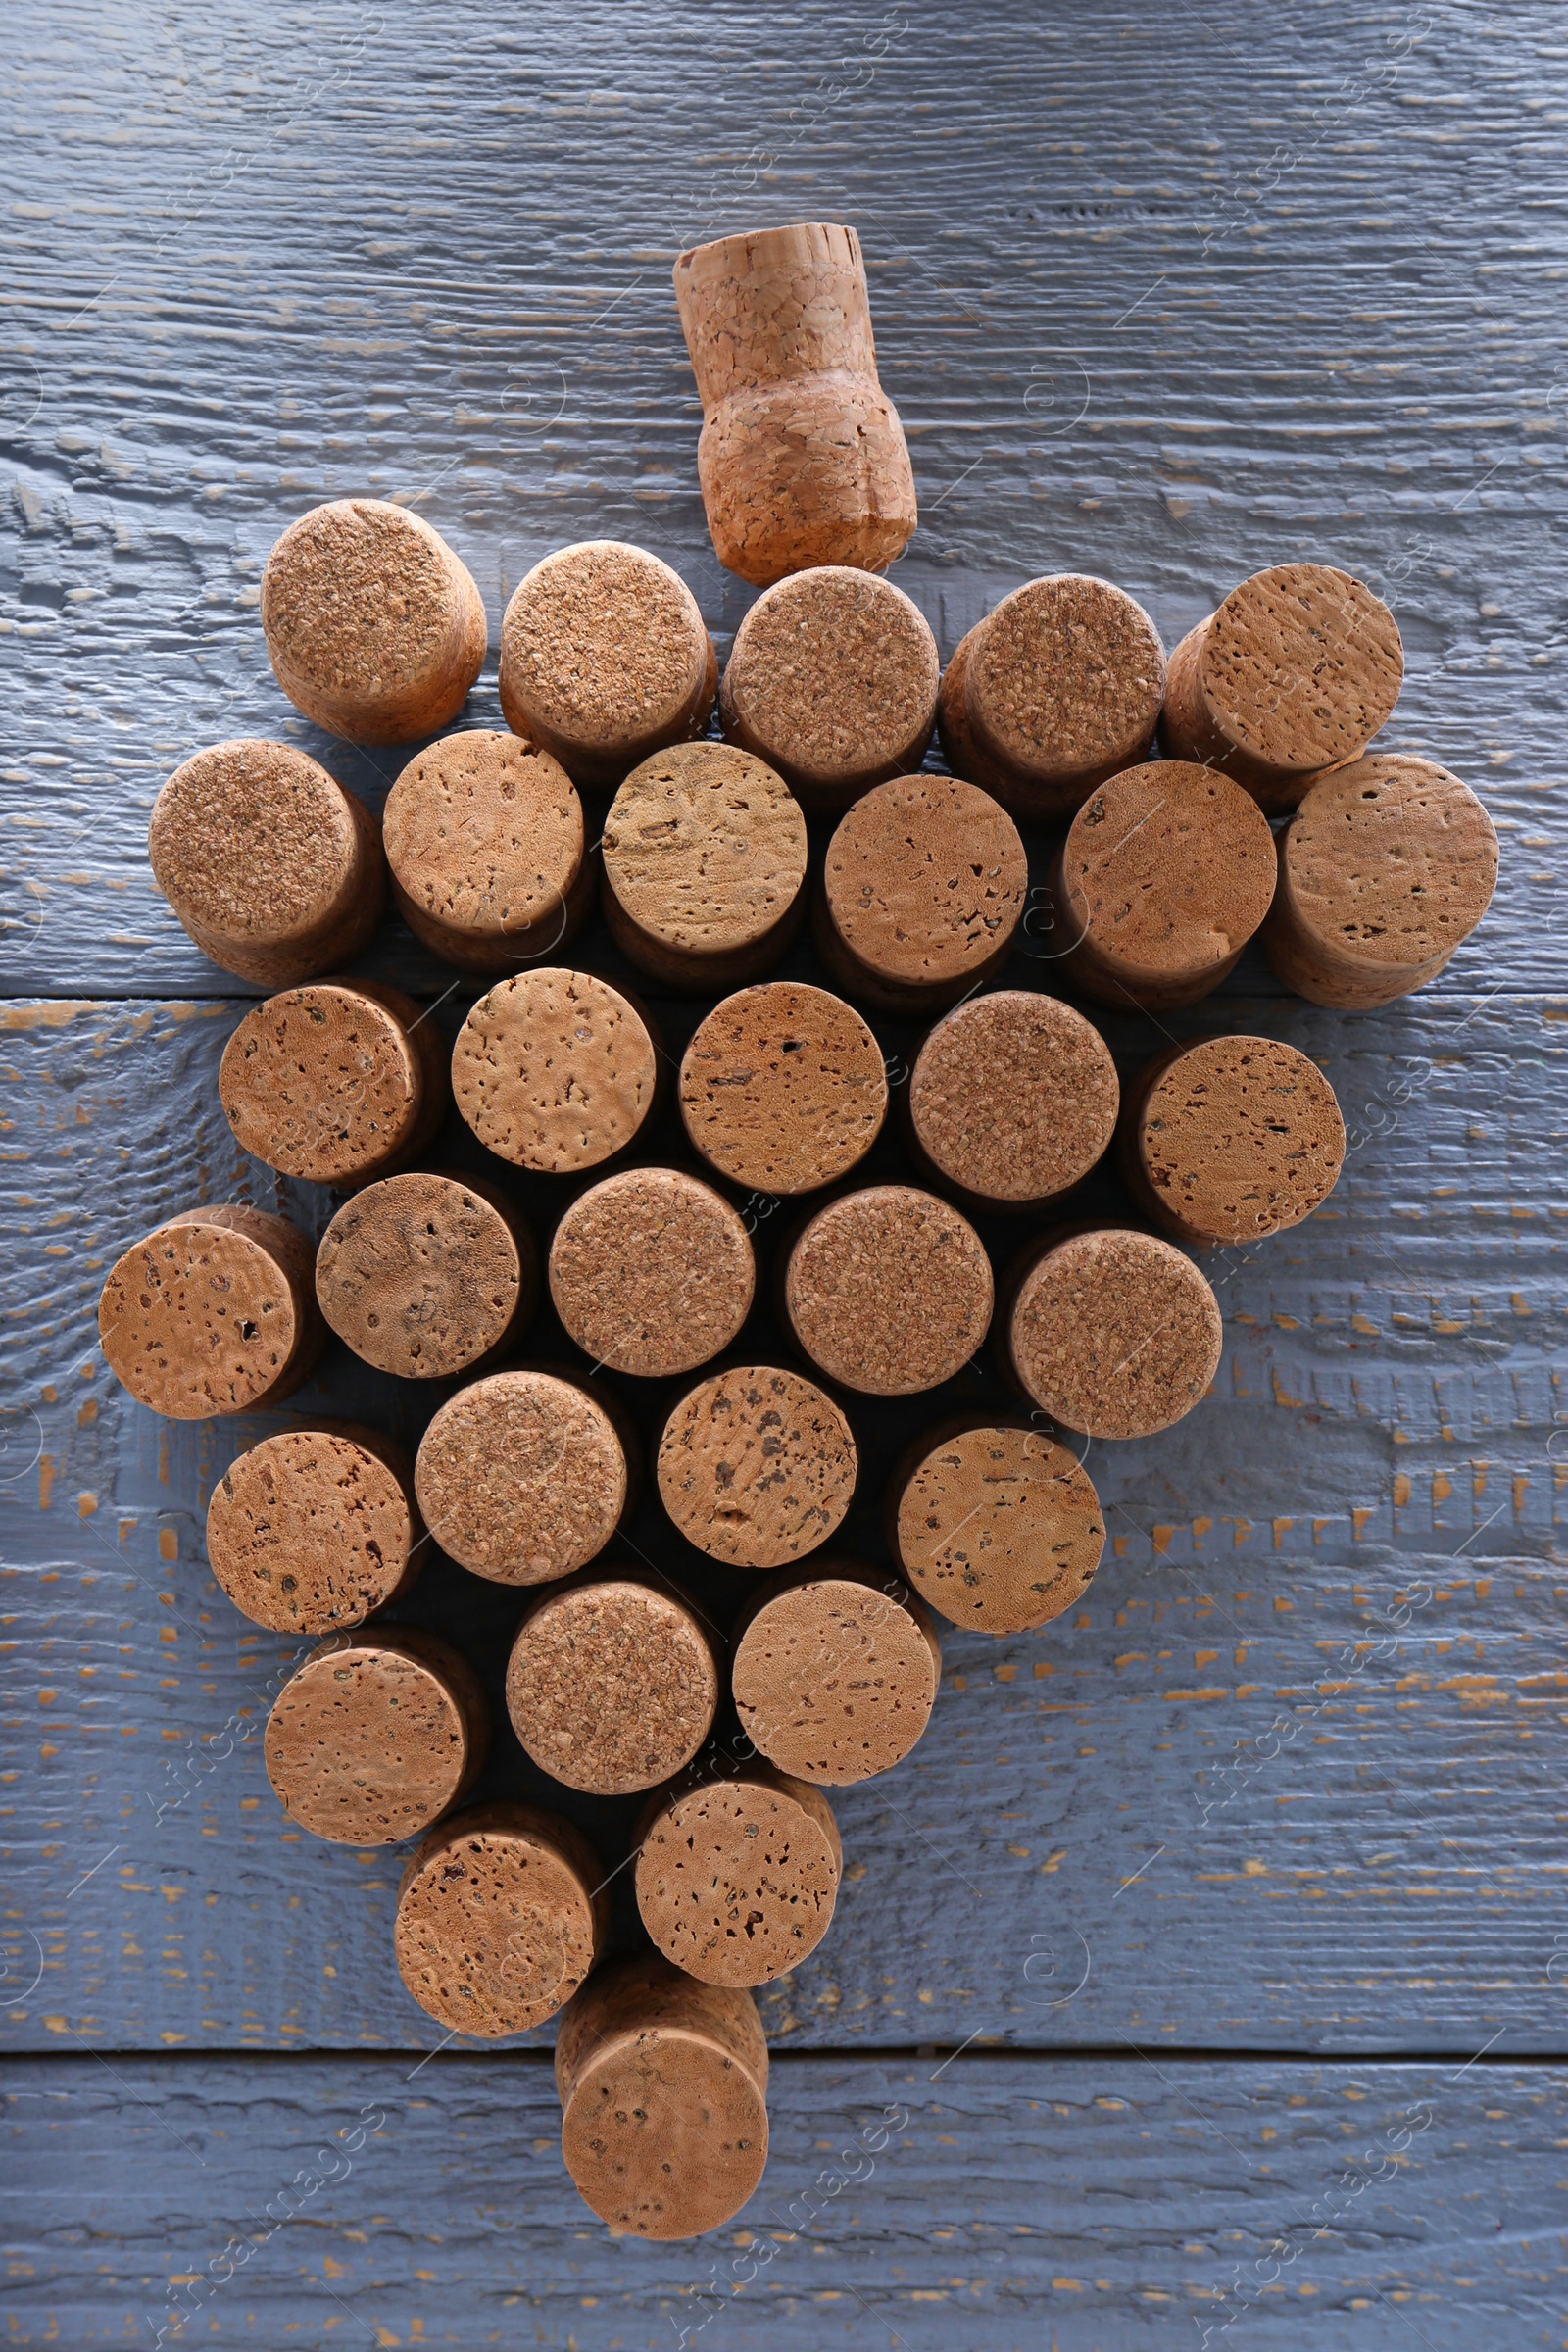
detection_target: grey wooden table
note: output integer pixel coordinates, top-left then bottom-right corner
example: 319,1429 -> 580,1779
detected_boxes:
3,1 -> 1566,2343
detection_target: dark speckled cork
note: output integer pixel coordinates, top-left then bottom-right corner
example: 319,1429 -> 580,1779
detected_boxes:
506,1571 -> 720,1796
888,1414 -> 1105,1636
907,990 -> 1119,1211
679,981 -> 888,1195
99,1205 -> 326,1420
635,1764 -> 842,1984
264,1626 -> 488,1845
730,1559 -> 941,1785
383,730 -> 592,973
395,1802 -> 608,2036
452,968 -> 662,1176
784,1185 -> 993,1396
1120,1035 -> 1347,1248
556,1954 -> 769,2239
816,775 -> 1028,1014
415,1369 -> 629,1586
549,1168 -> 756,1378
219,980 -> 448,1191
1000,1226 -> 1223,1440
207,1421 -> 423,1635
148,740 -> 384,987
657,1364 -> 858,1568
315,1171 -> 536,1380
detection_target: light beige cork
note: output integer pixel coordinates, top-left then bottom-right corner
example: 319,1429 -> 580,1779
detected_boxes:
816,774 -> 1028,1014
673,221 -> 917,588
315,1170 -> 536,1380
207,1421 -> 423,1634
498,541 -> 717,792
148,740 -> 384,986
556,1954 -> 769,2238
938,574 -> 1166,822
906,990 -> 1119,1210
452,968 -> 662,1175
382,729 -> 592,973
219,979 -> 448,1191
506,1571 -> 720,1795
1119,1035 -> 1347,1248
718,564 -> 939,808
1158,563 -> 1404,813
730,1559 -> 942,1784
1001,1226 -> 1223,1440
415,1369 -> 629,1586
784,1185 -> 993,1396
1263,755 -> 1499,1008
888,1415 -> 1105,1636
1054,760 -> 1277,1013
264,1627 -> 488,1845
261,498 -> 487,744
657,1364 -> 858,1568
395,1802 -> 608,2036
635,1764 -> 842,1984
679,981 -> 888,1195
99,1205 -> 325,1420
549,1169 -> 756,1378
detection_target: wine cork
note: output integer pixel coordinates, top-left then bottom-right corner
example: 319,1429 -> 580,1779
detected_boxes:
679,982 -> 888,1196
452,968 -> 662,1176
498,541 -> 717,792
1001,1227 -> 1223,1440
556,1954 -> 769,2239
382,730 -> 592,973
219,979 -> 448,1191
1158,563 -> 1403,813
634,1765 -> 842,1985
415,1369 -> 629,1586
1263,755 -> 1499,1009
506,1571 -> 720,1795
264,1627 -> 487,1845
261,498 -> 486,744
816,774 -> 1028,1014
672,220 -> 917,588
938,574 -> 1166,822
718,564 -> 939,809
207,1421 -> 423,1635
315,1170 -> 536,1380
1054,760 -> 1277,1013
730,1560 -> 942,1784
657,1365 -> 858,1568
1119,1035 -> 1347,1248
906,990 -> 1119,1211
148,740 -> 383,987
549,1169 -> 755,1378
395,1802 -> 608,2036
99,1206 -> 325,1420
888,1416 -> 1105,1636
784,1185 -> 993,1397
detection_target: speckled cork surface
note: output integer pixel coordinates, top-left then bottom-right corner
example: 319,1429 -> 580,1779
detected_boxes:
99,1205 -> 325,1420
635,1766 -> 842,1985
730,1560 -> 942,1785
263,1627 -> 487,1845
219,979 -> 448,1190
556,1954 -> 768,2239
817,774 -> 1028,1012
1264,754 -> 1500,1007
148,739 -> 384,986
548,1167 -> 755,1377
784,1185 -> 993,1396
600,740 -> 808,988
207,1422 -> 423,1635
718,565 -> 939,807
498,540 -> 717,791
907,990 -> 1120,1209
1055,759 -> 1278,1012
1121,1035 -> 1348,1248
415,1369 -> 628,1585
889,1417 -> 1106,1636
395,1802 -> 607,2036
452,968 -> 662,1174
261,497 -> 486,744
657,1364 -> 858,1567
315,1170 -> 535,1380
382,729 -> 590,972
1003,1226 -> 1223,1441
506,1572 -> 720,1796
679,981 -> 888,1195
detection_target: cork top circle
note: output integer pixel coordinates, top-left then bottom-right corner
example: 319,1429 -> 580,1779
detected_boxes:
731,1564 -> 942,1783
657,1365 -> 858,1568
603,741 -> 807,956
679,981 -> 888,1195
1200,563 -> 1403,770
220,984 -> 419,1186
416,1370 -> 626,1585
722,567 -> 939,793
262,499 -> 464,710
207,1427 -> 418,1635
149,741 -> 359,946
549,1167 -> 755,1378
910,990 -> 1119,1205
896,1423 -> 1105,1636
453,968 -> 659,1174
315,1172 -> 528,1380
1062,760 -> 1277,985
786,1185 -> 994,1396
966,574 -> 1166,783
99,1210 -> 305,1420
1010,1228 -> 1223,1439
1137,1036 -> 1347,1243
264,1632 -> 480,1844
824,775 -> 1028,988
384,731 -> 583,943
636,1775 -> 842,1984
1282,755 -> 1499,969
502,541 -> 709,753
507,1577 -> 720,1795
395,1807 -> 600,2036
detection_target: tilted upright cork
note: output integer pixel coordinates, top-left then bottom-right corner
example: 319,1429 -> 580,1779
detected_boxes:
149,741 -> 384,986
1119,1036 -> 1347,1248
679,981 -> 888,1195
730,1559 -> 942,1784
416,1369 -> 630,1585
99,1206 -> 325,1419
207,1421 -> 423,1634
672,221 -> 917,586
264,1627 -> 487,1844
395,1802 -> 608,2036
506,1570 -> 720,1795
453,968 -> 662,1175
816,774 -> 1028,1014
315,1170 -> 536,1380
261,498 -> 487,744
906,990 -> 1119,1212
1000,1226 -> 1223,1441
549,1168 -> 756,1378
220,979 -> 448,1191
382,730 -> 592,972
657,1365 -> 858,1568
635,1764 -> 842,1984
784,1185 -> 993,1396
888,1415 -> 1105,1636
